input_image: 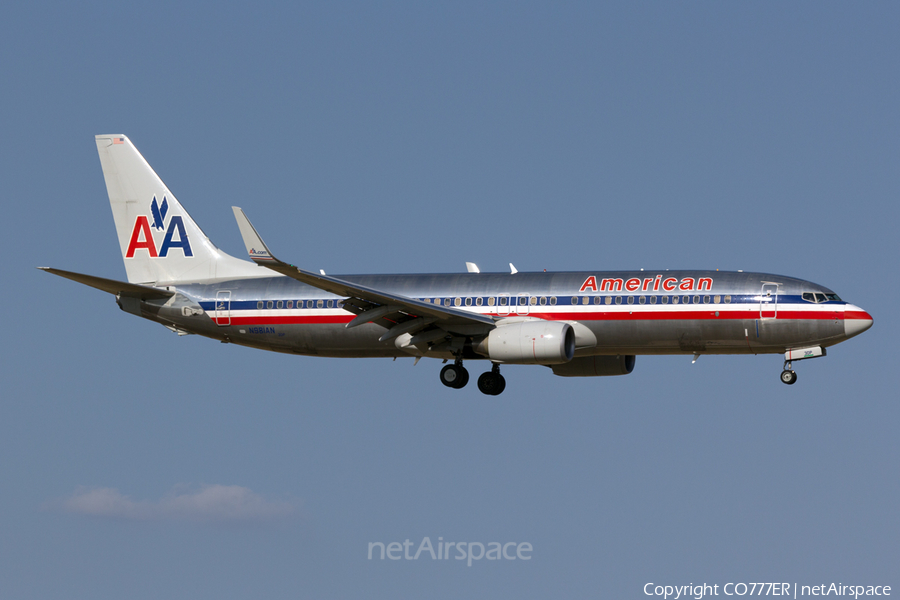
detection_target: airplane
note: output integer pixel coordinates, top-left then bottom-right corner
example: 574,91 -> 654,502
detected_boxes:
40,135 -> 873,395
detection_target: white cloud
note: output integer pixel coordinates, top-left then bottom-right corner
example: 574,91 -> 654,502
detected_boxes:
54,484 -> 296,522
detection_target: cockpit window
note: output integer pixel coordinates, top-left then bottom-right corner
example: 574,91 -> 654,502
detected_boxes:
803,291 -> 842,303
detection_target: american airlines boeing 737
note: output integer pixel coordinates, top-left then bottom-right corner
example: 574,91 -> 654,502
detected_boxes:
41,135 -> 873,395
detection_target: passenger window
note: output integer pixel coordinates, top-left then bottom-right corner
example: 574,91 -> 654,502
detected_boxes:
287,300 -> 293,309
267,301 -> 274,309
257,301 -> 264,310
639,296 -> 646,304
593,296 -> 601,305
662,296 -> 669,304
530,296 -> 537,305
476,297 -> 483,306
499,297 -> 508,306
605,296 -> 612,305
571,296 -> 578,305
704,295 -> 710,304
627,296 -> 634,305
317,300 -> 324,308
650,296 -> 657,304
488,297 -> 495,306
550,296 -> 557,305
694,295 -> 701,304
713,295 -> 720,304
672,296 -> 679,304
465,297 -> 472,306
540,297 -> 547,306
327,300 -> 333,308
615,296 -> 622,305
724,295 -> 731,304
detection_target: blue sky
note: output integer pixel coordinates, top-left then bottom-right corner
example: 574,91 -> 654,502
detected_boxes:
2,2 -> 897,598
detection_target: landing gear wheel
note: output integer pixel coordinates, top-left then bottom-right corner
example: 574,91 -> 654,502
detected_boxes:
456,366 -> 469,389
440,364 -> 469,389
493,374 -> 506,395
780,370 -> 797,385
477,372 -> 498,395
477,366 -> 506,396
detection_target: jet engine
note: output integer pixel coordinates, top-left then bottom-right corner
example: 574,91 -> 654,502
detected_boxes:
475,321 -> 575,364
550,355 -> 636,377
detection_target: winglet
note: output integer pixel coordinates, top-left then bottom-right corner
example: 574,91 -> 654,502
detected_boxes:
232,207 -> 277,264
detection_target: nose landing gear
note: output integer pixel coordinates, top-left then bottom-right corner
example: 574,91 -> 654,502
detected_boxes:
477,364 -> 506,396
780,360 -> 797,385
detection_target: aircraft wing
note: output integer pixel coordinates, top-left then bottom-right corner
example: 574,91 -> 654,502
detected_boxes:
231,208 -> 496,339
38,267 -> 174,300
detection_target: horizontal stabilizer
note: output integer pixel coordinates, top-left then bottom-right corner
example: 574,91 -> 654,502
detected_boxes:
38,267 -> 174,300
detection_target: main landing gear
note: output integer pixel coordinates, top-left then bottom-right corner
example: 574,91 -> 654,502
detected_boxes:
477,364 -> 506,396
780,360 -> 798,385
440,360 -> 469,389
439,359 -> 506,395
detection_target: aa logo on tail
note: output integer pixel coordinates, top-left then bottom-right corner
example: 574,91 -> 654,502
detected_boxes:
125,196 -> 193,258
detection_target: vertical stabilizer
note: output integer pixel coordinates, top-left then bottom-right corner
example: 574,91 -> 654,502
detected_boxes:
95,135 -> 261,284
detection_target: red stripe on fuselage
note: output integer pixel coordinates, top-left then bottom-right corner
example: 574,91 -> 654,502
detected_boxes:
218,307 -> 846,326
229,315 -> 354,325
843,310 -> 872,321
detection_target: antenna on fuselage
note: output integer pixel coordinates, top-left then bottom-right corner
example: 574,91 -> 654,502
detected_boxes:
509,263 -> 518,274
466,262 -> 480,273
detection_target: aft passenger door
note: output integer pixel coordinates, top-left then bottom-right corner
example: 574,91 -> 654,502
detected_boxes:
759,283 -> 779,320
215,290 -> 231,326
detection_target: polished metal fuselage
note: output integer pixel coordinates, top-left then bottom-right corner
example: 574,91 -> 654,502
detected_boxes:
133,269 -> 864,361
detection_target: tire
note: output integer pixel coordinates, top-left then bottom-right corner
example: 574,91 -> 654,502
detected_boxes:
493,374 -> 506,395
780,370 -> 797,385
440,364 -> 469,389
455,366 -> 469,389
477,372 -> 499,395
440,365 -> 459,387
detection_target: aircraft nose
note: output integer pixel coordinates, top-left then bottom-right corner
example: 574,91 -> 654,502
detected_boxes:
844,305 -> 873,339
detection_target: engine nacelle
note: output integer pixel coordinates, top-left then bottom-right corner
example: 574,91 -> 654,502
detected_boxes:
476,321 -> 575,365
551,355 -> 636,377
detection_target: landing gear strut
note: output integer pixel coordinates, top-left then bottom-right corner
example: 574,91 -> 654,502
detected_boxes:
780,360 -> 797,385
440,358 -> 469,389
477,364 -> 506,396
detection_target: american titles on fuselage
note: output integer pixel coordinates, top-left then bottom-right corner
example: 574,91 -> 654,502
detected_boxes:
580,275 -> 713,293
